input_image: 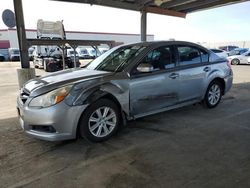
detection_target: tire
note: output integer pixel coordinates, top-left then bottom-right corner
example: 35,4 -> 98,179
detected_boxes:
231,58 -> 240,65
204,81 -> 223,108
79,99 -> 121,142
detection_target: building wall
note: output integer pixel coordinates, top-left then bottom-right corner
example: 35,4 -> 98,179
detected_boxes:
0,29 -> 154,49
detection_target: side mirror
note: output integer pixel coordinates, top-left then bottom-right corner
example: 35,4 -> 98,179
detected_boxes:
137,63 -> 154,73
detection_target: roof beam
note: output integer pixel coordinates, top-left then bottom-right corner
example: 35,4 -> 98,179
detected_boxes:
53,0 -> 141,11
162,0 -> 197,9
145,6 -> 186,18
184,0 -> 249,12
26,38 -> 115,47
173,0 -> 221,11
54,0 -> 186,17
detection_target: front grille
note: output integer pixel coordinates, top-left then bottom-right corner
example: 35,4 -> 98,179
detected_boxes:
19,88 -> 30,104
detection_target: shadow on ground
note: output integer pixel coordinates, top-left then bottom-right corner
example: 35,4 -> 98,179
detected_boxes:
0,82 -> 250,188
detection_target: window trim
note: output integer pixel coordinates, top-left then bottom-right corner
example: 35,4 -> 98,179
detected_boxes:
175,45 -> 209,68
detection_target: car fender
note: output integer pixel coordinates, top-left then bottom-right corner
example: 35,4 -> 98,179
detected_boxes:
202,68 -> 226,99
73,81 -> 130,116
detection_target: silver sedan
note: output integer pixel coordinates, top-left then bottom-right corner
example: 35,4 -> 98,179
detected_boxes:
17,41 -> 233,142
227,51 -> 250,65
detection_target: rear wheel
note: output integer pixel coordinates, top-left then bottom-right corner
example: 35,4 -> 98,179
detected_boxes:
231,58 -> 240,65
79,99 -> 120,142
204,81 -> 222,108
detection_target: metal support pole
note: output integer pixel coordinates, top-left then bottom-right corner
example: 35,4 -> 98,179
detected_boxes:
13,0 -> 29,68
62,46 -> 66,69
73,46 -> 77,68
140,10 -> 147,42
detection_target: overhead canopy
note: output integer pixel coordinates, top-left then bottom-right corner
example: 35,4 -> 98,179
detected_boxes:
53,0 -> 248,18
14,0 -> 249,69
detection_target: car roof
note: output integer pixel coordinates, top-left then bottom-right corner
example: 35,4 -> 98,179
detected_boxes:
123,40 -> 207,49
210,48 -> 222,50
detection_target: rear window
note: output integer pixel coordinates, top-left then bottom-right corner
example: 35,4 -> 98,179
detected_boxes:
177,46 -> 209,66
211,49 -> 223,53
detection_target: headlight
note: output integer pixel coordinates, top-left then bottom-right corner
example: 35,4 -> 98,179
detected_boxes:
29,85 -> 73,108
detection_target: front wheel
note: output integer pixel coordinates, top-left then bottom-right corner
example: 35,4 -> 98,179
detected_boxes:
204,81 -> 222,108
79,99 -> 120,142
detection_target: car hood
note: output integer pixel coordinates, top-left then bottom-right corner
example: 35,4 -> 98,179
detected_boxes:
24,68 -> 112,96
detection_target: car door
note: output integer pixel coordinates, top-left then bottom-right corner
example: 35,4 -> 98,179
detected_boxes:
129,45 -> 179,116
246,52 -> 250,63
176,45 -> 209,102
241,52 -> 250,64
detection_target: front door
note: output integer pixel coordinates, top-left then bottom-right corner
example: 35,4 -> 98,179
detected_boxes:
129,45 -> 179,116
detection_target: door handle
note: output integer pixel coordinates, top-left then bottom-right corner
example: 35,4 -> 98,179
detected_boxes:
203,67 -> 211,72
169,73 -> 179,79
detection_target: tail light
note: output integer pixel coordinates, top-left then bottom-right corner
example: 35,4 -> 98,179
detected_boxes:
226,59 -> 232,69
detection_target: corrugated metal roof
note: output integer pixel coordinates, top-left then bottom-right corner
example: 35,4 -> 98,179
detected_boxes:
52,0 -> 249,18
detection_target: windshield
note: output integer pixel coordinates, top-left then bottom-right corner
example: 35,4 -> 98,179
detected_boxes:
87,45 -> 145,72
13,50 -> 20,55
80,49 -> 88,54
68,51 -> 78,55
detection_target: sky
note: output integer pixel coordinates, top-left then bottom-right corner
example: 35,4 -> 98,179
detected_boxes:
0,0 -> 250,43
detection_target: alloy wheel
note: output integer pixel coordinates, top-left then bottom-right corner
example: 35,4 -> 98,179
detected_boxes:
208,84 -> 221,106
88,107 -> 117,138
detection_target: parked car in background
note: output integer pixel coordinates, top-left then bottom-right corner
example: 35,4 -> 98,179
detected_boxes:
219,45 -> 238,52
89,49 -> 101,58
28,48 -> 34,61
227,51 -> 250,65
0,49 -> 9,61
17,41 -> 233,142
66,49 -> 80,66
228,48 -> 249,56
8,48 -> 20,61
76,48 -> 93,59
33,47 -> 61,69
210,49 -> 228,58
43,54 -> 80,72
0,53 -> 5,61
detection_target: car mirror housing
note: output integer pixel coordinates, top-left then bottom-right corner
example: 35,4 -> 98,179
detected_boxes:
137,63 -> 154,73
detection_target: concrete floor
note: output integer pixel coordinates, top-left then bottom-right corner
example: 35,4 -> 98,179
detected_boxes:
0,62 -> 250,188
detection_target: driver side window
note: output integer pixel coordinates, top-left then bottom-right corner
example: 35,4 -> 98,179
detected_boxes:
136,46 -> 175,74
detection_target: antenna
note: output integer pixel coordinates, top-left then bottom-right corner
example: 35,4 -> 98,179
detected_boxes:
2,9 -> 16,28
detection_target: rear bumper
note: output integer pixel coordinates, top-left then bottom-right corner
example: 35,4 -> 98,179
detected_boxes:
17,98 -> 88,141
10,56 -> 20,61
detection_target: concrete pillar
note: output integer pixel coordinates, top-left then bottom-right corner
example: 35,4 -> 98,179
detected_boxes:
14,0 -> 36,88
17,68 -> 36,89
140,10 -> 147,42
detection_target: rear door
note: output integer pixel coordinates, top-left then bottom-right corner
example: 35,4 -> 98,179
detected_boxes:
176,45 -> 210,102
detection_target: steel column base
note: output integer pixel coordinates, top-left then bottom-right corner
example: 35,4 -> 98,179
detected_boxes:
17,68 -> 36,88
